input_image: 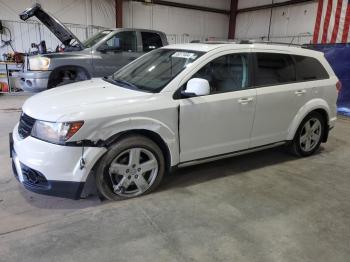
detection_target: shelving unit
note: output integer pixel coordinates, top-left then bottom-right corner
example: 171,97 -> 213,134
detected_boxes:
0,62 -> 23,94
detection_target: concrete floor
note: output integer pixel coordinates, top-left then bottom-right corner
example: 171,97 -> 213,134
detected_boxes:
0,94 -> 349,262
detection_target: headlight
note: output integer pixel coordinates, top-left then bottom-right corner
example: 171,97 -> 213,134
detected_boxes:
31,120 -> 84,144
29,56 -> 50,71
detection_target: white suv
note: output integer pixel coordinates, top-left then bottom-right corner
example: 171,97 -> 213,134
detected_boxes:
10,42 -> 339,200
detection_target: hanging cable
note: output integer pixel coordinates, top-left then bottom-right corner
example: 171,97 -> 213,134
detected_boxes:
0,26 -> 14,51
267,0 -> 274,41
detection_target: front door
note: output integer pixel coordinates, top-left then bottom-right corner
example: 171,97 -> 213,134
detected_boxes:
179,52 -> 257,162
93,31 -> 141,77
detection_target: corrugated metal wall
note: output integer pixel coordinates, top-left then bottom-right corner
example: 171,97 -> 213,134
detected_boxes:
0,20 -> 106,57
0,0 -> 114,57
0,0 -> 231,58
235,0 -> 317,44
0,0 -> 320,57
122,0 -> 230,44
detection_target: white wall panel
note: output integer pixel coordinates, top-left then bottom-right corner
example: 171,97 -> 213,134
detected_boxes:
0,0 -> 113,57
123,1 -> 230,44
236,1 -> 317,44
169,0 -> 230,10
235,9 -> 271,39
0,0 -> 115,27
238,0 -> 292,10
0,19 -> 105,58
283,2 -> 316,36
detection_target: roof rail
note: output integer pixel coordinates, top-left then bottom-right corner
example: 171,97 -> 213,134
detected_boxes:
204,40 -> 238,44
238,39 -> 305,47
189,39 -> 309,48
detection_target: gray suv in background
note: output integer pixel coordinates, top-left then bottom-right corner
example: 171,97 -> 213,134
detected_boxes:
17,4 -> 168,92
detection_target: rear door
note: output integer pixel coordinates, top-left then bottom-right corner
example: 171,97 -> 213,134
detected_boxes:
250,51 -> 312,147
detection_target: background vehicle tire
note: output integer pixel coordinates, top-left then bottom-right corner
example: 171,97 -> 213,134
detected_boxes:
48,68 -> 89,89
95,135 -> 165,200
290,111 -> 325,157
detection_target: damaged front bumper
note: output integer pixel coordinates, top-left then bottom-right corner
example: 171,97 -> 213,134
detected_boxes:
10,124 -> 107,199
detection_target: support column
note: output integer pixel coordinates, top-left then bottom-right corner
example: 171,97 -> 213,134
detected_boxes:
228,0 -> 238,39
116,0 -> 123,28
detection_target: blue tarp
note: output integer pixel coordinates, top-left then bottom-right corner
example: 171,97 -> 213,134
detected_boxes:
307,44 -> 350,116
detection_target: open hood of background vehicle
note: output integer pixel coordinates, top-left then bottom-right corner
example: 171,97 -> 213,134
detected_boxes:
19,3 -> 84,50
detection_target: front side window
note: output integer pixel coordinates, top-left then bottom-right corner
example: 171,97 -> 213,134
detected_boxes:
105,31 -> 137,52
255,53 -> 296,86
108,49 -> 204,92
141,32 -> 163,52
190,53 -> 250,94
83,30 -> 112,48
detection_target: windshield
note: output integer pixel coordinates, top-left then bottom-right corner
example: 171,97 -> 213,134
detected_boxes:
83,30 -> 112,48
109,49 -> 204,92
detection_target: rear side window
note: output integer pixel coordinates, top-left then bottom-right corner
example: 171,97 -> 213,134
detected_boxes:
141,32 -> 163,52
255,53 -> 296,86
293,55 -> 329,81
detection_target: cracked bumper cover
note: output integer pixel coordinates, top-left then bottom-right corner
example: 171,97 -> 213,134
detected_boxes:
10,124 -> 107,199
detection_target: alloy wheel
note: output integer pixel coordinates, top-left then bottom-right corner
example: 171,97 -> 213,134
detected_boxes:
299,118 -> 322,152
107,148 -> 159,197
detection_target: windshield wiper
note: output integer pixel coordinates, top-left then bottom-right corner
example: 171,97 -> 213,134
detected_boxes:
113,78 -> 139,89
103,76 -> 155,93
103,76 -> 139,90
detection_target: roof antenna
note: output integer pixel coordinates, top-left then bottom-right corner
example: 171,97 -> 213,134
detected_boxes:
289,35 -> 295,46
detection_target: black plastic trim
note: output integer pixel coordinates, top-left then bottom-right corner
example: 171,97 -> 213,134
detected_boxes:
22,180 -> 85,200
322,125 -> 331,143
11,154 -> 85,199
64,139 -> 107,148
9,133 -> 13,158
179,141 -> 286,165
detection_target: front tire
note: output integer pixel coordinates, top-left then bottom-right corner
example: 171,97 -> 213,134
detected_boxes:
48,69 -> 88,89
290,111 -> 325,157
95,135 -> 165,200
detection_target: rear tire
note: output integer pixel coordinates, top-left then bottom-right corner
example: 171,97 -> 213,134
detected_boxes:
290,111 -> 325,157
95,135 -> 165,201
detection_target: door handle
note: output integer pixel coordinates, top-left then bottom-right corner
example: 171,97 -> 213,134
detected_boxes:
238,97 -> 254,104
295,90 -> 306,96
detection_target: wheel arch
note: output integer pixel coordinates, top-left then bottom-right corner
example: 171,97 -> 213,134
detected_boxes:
81,126 -> 176,199
48,65 -> 91,88
103,129 -> 173,173
287,99 -> 330,142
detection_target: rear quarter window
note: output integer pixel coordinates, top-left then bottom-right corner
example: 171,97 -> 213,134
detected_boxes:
293,55 -> 329,81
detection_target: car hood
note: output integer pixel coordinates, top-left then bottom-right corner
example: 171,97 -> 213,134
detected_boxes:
19,3 -> 84,50
22,78 -> 154,122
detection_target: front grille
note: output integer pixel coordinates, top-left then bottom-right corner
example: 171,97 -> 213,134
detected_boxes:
18,113 -> 36,139
21,163 -> 49,189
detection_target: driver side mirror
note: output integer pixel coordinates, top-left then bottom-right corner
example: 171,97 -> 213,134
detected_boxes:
181,78 -> 210,98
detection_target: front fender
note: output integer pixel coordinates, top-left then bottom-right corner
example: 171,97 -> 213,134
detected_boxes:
287,98 -> 330,140
88,117 -> 179,166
